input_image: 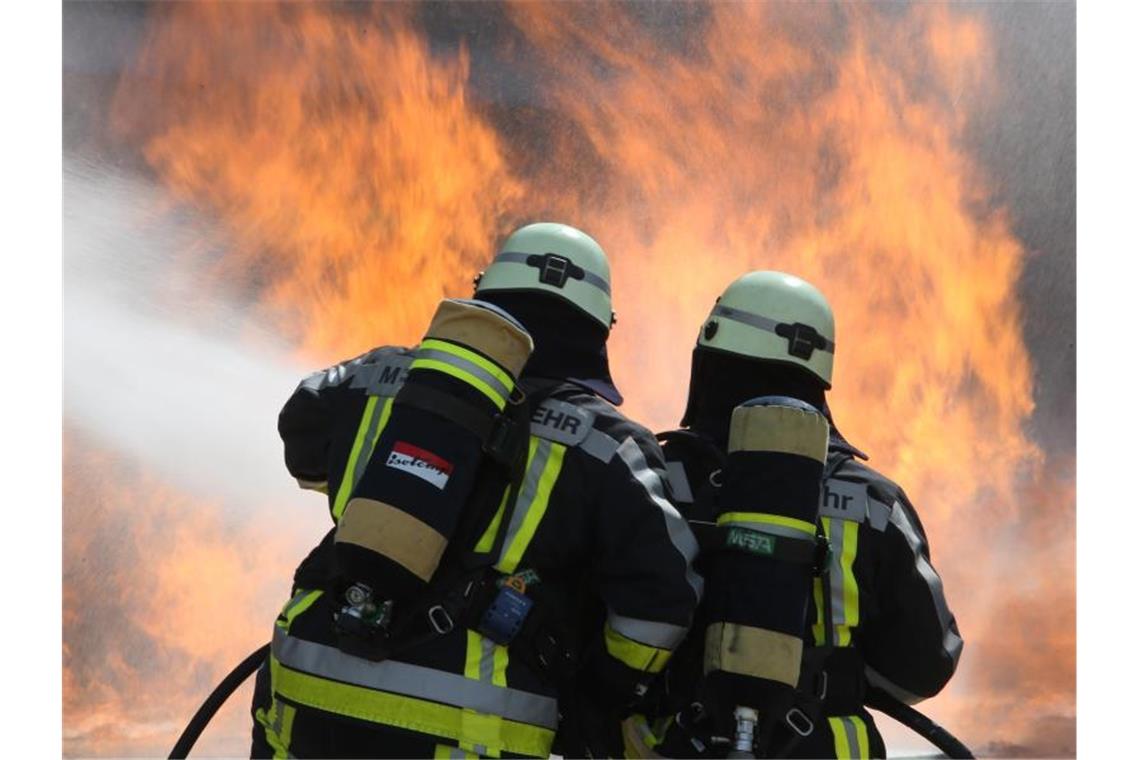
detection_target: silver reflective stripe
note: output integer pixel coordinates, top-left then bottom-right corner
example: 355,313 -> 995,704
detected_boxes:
839,717 -> 861,758
889,500 -> 963,664
828,518 -> 847,627
665,461 -> 694,503
614,436 -> 704,599
349,354 -> 413,396
479,636 -> 496,682
713,304 -> 835,353
495,251 -> 611,295
865,665 -> 925,706
718,518 -> 815,541
581,428 -> 620,463
866,497 -> 891,532
414,347 -> 513,402
498,439 -> 554,557
272,628 -> 558,729
607,611 -> 688,649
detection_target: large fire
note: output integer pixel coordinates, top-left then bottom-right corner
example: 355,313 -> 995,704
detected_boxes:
64,1 -> 1073,756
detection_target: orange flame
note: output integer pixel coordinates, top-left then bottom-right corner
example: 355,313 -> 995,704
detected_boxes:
68,1 -> 1073,755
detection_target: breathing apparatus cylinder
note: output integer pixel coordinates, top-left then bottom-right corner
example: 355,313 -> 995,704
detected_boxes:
700,396 -> 829,750
333,298 -> 533,610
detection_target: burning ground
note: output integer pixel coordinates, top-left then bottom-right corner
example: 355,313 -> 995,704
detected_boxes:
64,2 -> 1075,756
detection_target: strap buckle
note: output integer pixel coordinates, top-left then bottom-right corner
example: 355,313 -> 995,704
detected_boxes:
427,604 -> 455,635
785,707 -> 814,737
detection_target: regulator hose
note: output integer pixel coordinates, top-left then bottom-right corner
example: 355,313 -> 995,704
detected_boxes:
168,643 -> 270,759
865,687 -> 975,759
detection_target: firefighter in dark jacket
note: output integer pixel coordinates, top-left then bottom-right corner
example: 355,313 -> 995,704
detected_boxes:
249,222 -> 702,759
633,271 -> 962,759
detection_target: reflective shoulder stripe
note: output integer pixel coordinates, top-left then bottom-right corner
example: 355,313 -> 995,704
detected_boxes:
607,611 -> 688,650
271,628 -> 559,732
867,497 -> 891,532
820,478 -> 869,523
604,621 -> 672,674
581,427 -> 620,462
865,664 -> 926,706
270,652 -> 554,757
665,461 -> 694,504
888,500 -> 963,662
529,398 -> 595,446
332,395 -> 395,522
614,436 -> 703,600
348,351 -> 414,396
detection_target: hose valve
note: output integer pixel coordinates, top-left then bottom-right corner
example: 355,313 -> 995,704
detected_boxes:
727,706 -> 759,758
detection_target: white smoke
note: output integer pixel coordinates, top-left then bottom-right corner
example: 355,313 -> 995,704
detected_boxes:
64,154 -> 319,517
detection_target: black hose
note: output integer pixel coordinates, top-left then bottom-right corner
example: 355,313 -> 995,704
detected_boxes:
865,688 -> 974,759
169,643 -> 270,759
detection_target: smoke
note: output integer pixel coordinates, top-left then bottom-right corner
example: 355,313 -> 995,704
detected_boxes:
63,2 -> 1076,757
63,155 -> 327,755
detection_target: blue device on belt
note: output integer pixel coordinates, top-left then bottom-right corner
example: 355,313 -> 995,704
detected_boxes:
478,585 -> 534,645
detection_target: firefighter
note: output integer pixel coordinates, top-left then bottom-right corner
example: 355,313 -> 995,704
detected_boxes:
250,222 -> 702,759
640,271 -> 963,759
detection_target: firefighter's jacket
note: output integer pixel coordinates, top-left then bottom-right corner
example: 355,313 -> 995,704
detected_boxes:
658,430 -> 962,759
263,346 -> 703,758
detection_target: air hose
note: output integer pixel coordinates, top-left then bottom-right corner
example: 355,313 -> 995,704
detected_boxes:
168,643 -> 269,759
865,688 -> 975,759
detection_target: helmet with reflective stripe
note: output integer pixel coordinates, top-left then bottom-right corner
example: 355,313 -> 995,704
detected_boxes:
475,222 -> 613,330
698,270 -> 836,387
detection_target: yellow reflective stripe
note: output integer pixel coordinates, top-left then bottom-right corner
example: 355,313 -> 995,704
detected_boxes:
332,395 -> 395,521
492,641 -> 509,687
276,589 -> 324,632
716,511 -> 816,536
843,519 -> 857,628
277,703 -> 295,760
333,395 -> 380,520
461,630 -> 509,756
496,441 -> 566,573
605,622 -> 672,674
410,357 -> 507,410
474,486 -> 512,554
853,715 -> 870,759
420,338 -> 515,393
271,656 -> 554,757
434,745 -> 477,759
811,576 -> 826,646
830,717 -> 852,759
256,698 -> 295,759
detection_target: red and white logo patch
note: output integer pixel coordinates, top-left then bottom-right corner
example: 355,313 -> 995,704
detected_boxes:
385,441 -> 453,490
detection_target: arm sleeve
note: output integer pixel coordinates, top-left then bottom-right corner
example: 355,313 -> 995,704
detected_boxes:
278,351 -> 372,491
862,491 -> 963,703
586,428 -> 704,710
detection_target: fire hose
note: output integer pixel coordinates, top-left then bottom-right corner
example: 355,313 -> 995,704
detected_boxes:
169,647 -> 975,759
865,687 -> 975,759
168,643 -> 269,760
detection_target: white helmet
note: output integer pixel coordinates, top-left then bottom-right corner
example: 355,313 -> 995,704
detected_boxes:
475,222 -> 613,329
698,271 -> 836,387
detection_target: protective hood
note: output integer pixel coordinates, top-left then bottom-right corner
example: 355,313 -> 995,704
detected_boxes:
681,346 -> 825,447
475,291 -> 624,406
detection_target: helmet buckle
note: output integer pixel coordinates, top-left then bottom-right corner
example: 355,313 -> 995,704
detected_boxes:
538,253 -> 571,288
776,321 -> 824,360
